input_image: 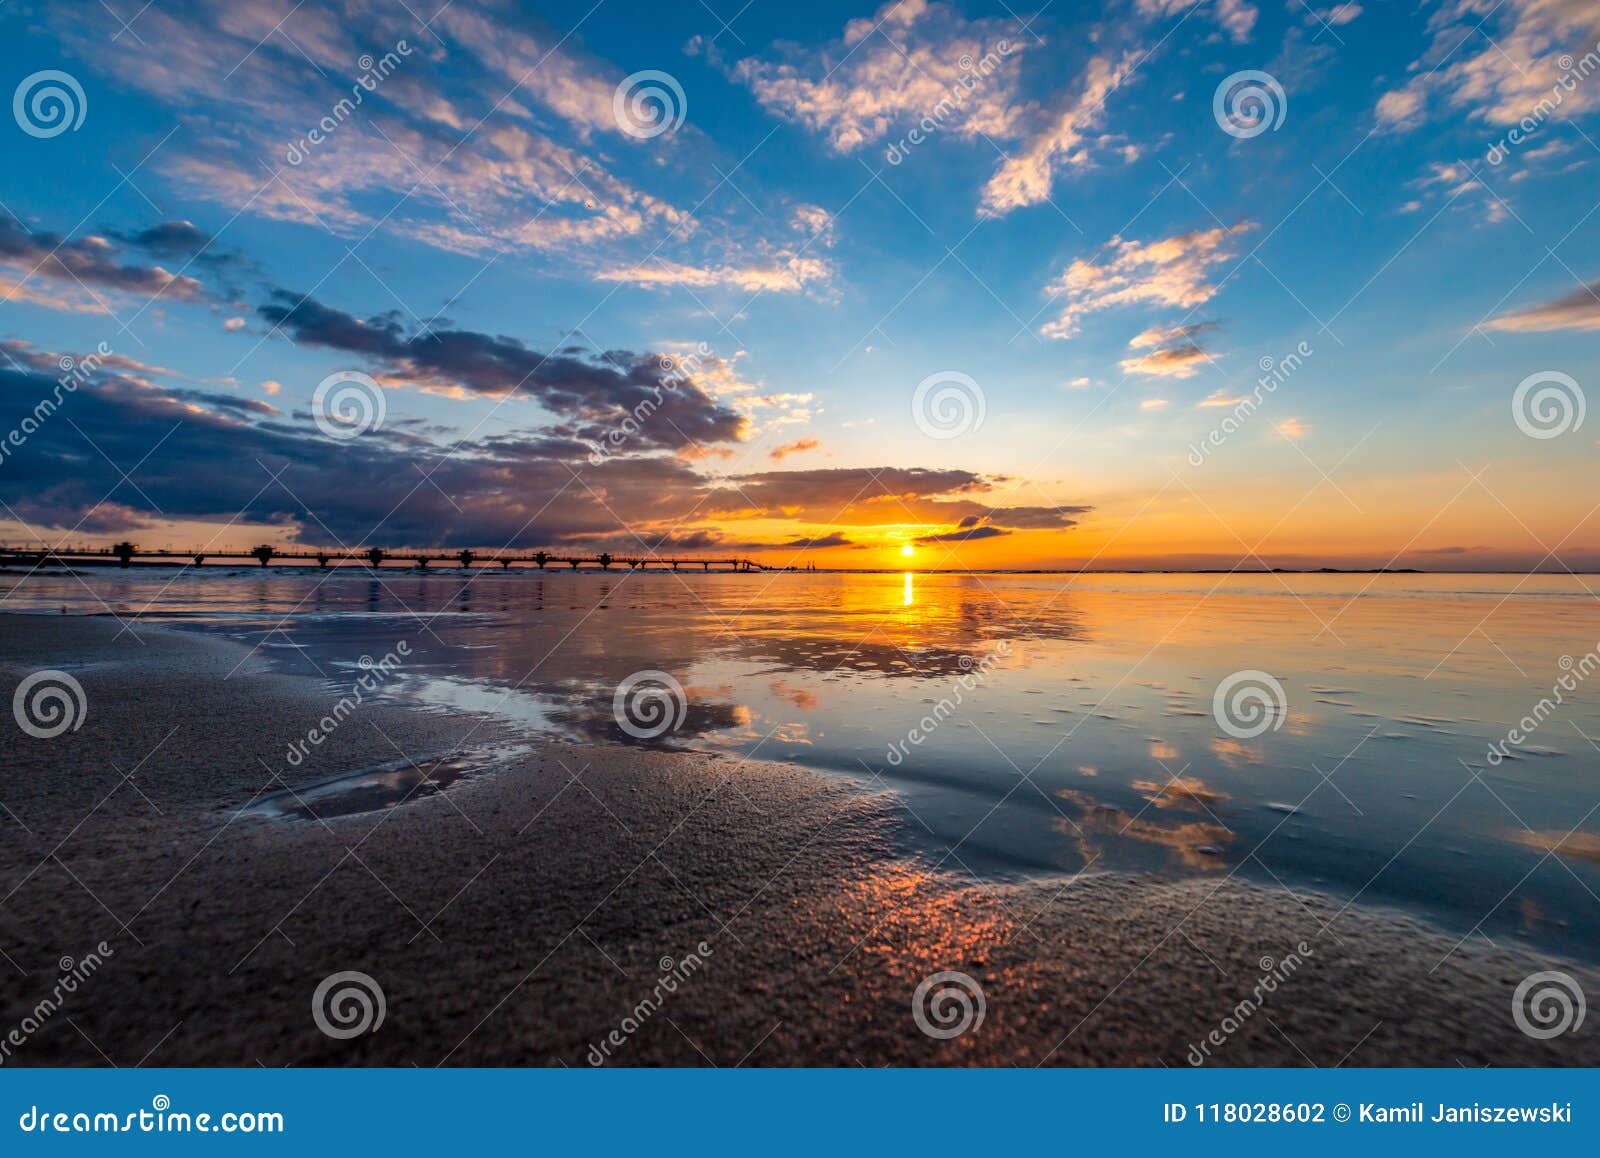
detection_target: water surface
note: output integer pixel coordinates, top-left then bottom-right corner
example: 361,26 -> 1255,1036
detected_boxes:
5,567 -> 1598,959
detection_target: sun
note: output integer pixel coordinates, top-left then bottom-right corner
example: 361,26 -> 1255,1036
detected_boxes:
900,544 -> 915,558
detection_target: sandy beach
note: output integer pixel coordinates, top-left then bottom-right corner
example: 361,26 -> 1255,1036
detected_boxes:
1,613 -> 1595,1067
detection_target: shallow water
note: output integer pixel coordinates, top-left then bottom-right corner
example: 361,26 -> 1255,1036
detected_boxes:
5,567 -> 1599,959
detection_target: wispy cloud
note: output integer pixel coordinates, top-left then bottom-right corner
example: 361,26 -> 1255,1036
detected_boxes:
1041,224 -> 1252,340
1487,279 -> 1600,332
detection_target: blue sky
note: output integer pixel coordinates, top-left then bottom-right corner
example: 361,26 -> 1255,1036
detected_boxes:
1,0 -> 1598,568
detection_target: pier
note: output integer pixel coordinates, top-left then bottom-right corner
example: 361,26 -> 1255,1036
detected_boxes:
0,543 -> 770,572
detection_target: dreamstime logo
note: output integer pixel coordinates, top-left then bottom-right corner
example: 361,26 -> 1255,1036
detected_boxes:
284,41 -> 413,165
912,970 -> 985,1040
312,370 -> 386,439
1187,942 -> 1313,1064
586,940 -> 714,1065
612,670 -> 687,740
1212,669 -> 1286,740
613,70 -> 687,139
886,643 -> 1011,766
885,39 -> 1015,164
1213,70 -> 1286,139
1512,970 -> 1586,1040
1487,644 -> 1599,766
12,669 -> 87,739
311,970 -> 386,1039
0,341 -> 112,471
1487,40 -> 1600,164
1512,370 -> 1584,439
13,70 -> 87,139
588,343 -> 711,465
912,371 -> 985,439
1187,341 -> 1312,466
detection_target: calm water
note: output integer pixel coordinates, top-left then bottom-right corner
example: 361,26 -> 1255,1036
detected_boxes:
6,568 -> 1600,959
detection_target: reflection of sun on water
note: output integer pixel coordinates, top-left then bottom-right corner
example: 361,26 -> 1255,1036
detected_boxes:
903,571 -> 914,606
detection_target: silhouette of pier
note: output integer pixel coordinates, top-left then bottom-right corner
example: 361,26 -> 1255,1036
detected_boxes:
0,543 -> 770,572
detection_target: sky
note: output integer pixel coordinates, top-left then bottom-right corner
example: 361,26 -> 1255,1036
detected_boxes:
1,0 -> 1598,571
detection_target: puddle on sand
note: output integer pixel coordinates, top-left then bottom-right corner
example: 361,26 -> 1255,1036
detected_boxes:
244,745 -> 529,821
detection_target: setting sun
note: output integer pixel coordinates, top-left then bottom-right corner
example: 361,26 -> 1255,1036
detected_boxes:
900,544 -> 915,558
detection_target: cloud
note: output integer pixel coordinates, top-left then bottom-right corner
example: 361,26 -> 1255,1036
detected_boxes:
782,532 -> 854,548
916,524 -> 1011,543
1376,1 -> 1600,132
1139,398 -> 1171,410
978,52 -> 1141,217
1120,321 -> 1218,378
1041,223 -> 1253,339
1486,279 -> 1600,332
1309,4 -> 1362,27
256,289 -> 748,450
1124,347 -> 1210,377
1276,417 -> 1310,438
770,437 -> 821,461
0,218 -> 208,311
595,256 -> 834,295
1136,0 -> 1258,43
41,1 -> 729,268
1,345 -> 1086,554
730,0 -> 1027,154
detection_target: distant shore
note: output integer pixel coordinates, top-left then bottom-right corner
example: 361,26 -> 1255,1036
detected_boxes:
1,614 -> 1595,1066
13,560 -> 1600,576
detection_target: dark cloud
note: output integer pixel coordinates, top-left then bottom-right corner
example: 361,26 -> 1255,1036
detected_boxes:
782,532 -> 854,548
710,468 -> 1089,533
917,525 -> 1011,543
106,220 -> 215,261
256,290 -> 747,451
0,218 -> 207,304
1,341 -> 1088,554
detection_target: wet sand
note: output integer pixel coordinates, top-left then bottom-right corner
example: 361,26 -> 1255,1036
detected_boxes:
1,614 -> 1595,1066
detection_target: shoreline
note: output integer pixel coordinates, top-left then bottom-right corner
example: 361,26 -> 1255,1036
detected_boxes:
1,614 -> 1596,1066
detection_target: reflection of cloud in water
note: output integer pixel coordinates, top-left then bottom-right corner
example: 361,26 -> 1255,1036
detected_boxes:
1509,829 -> 1600,864
1055,788 -> 1234,871
1209,737 -> 1264,767
1131,776 -> 1228,811
770,679 -> 820,711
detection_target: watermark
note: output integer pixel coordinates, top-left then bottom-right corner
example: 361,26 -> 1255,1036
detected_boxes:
612,670 -> 688,740
1512,370 -> 1584,439
885,40 -> 1015,164
1213,70 -> 1287,139
912,970 -> 986,1039
312,970 -> 386,1039
1212,669 -> 1287,740
312,369 -> 386,440
1487,40 -> 1600,164
1512,970 -> 1585,1039
1187,341 -> 1313,466
885,643 -> 1011,766
12,669 -> 87,739
284,42 -> 413,165
1186,942 -> 1314,1063
0,942 -> 113,1066
18,1096 -> 283,1134
586,941 -> 714,1064
1486,643 -> 1598,765
284,641 -> 410,767
0,342 -> 112,470
613,70 -> 687,139
13,70 -> 86,138
588,344 -> 711,465
912,370 -> 985,440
